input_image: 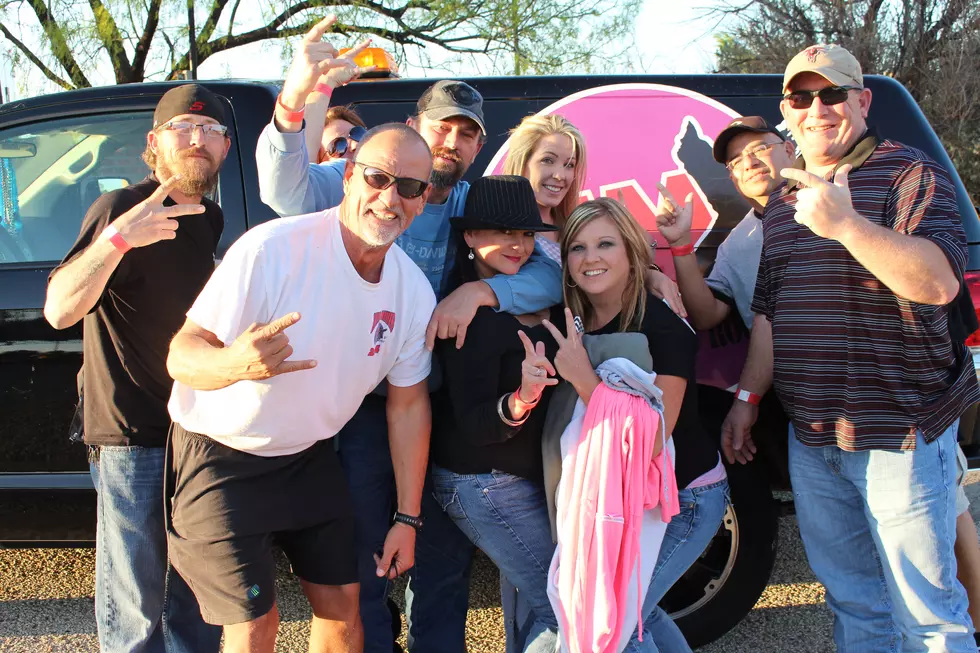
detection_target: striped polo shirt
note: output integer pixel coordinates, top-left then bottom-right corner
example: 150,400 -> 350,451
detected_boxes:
751,131 -> 980,451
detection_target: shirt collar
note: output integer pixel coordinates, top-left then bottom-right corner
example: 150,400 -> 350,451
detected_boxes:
784,127 -> 879,193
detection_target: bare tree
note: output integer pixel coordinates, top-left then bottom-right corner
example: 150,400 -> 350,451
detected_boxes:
706,0 -> 980,201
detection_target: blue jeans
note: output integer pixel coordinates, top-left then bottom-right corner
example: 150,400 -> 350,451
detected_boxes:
789,422 -> 974,653
337,396 -> 472,653
431,466 -> 559,653
624,478 -> 730,652
91,445 -> 219,653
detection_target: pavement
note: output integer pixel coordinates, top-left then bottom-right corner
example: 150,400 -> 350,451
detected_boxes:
2,472 -> 979,652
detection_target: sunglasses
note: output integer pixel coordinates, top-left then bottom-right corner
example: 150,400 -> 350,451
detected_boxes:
354,162 -> 428,199
783,86 -> 861,110
326,126 -> 367,159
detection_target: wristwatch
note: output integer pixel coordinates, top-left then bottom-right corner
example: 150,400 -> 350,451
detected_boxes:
393,511 -> 423,531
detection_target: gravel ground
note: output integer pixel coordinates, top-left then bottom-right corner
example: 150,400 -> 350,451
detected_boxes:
2,472 -> 978,652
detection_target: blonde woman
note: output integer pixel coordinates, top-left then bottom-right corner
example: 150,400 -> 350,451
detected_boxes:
547,198 -> 728,653
503,114 -> 686,317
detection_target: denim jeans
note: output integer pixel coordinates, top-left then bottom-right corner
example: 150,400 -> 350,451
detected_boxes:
337,396 -> 472,653
431,465 -> 559,653
623,478 -> 730,653
789,422 -> 974,653
91,445 -> 219,653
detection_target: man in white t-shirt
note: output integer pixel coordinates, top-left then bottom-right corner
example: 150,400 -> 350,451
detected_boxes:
164,123 -> 436,653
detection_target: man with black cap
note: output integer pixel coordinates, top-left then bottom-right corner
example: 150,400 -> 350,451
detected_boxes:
723,44 -> 980,652
255,18 -> 561,653
656,116 -> 795,331
43,83 -> 228,653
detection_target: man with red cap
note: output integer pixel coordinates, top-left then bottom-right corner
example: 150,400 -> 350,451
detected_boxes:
724,44 -> 980,652
44,84 -> 230,653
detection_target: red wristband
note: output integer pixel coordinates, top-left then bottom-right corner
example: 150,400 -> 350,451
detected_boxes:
670,242 -> 694,257
276,94 -> 305,123
313,83 -> 334,97
103,224 -> 131,253
735,387 -> 762,405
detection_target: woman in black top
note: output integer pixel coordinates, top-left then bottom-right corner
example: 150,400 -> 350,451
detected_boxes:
543,197 -> 729,652
430,176 -> 561,652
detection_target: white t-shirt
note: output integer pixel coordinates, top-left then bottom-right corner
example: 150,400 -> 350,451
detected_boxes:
168,207 -> 436,456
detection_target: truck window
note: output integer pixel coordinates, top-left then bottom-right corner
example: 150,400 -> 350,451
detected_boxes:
0,112 -> 154,265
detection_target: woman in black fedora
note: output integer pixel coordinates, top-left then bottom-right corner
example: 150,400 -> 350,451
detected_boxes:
429,175 -> 561,653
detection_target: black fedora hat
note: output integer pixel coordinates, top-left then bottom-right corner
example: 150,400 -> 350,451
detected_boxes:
450,175 -> 558,232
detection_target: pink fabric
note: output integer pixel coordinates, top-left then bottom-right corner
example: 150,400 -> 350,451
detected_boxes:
554,384 -> 680,653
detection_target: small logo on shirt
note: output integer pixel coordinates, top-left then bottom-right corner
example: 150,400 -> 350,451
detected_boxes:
368,310 -> 397,356
247,584 -> 261,600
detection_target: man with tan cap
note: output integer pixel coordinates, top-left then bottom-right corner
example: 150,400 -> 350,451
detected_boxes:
722,43 -> 980,651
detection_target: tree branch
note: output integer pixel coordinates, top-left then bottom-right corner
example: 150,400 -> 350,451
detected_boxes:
0,21 -> 72,89
86,0 -> 134,82
132,0 -> 163,79
25,0 -> 91,88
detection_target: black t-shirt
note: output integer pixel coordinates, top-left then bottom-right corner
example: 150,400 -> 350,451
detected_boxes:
590,293 -> 719,488
52,175 -> 223,448
431,307 -> 558,481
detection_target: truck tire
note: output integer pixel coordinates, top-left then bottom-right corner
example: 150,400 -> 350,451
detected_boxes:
660,458 -> 779,648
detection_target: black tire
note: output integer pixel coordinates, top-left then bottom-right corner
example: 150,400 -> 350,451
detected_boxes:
661,458 -> 779,648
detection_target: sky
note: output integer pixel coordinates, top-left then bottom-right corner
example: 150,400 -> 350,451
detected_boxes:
0,0 -> 726,100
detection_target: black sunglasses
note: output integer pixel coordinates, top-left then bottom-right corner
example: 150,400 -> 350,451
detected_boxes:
783,86 -> 861,110
354,162 -> 429,199
326,126 -> 368,159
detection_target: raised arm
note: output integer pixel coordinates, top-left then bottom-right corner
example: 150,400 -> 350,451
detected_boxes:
45,176 -> 204,329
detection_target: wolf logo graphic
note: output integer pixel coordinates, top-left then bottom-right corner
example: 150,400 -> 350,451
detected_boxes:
804,46 -> 825,63
368,310 -> 397,356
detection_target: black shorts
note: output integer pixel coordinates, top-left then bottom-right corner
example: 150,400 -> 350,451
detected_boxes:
165,424 -> 357,625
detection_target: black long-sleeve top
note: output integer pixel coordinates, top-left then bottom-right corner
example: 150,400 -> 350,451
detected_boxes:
431,307 -> 558,481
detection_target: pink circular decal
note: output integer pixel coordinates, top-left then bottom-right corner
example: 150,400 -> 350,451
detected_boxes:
484,83 -> 750,278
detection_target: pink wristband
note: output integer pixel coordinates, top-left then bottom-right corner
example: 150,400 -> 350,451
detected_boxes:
103,224 -> 131,253
313,83 -> 333,97
670,242 -> 694,257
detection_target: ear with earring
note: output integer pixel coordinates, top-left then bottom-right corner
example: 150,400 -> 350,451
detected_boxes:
468,249 -> 475,260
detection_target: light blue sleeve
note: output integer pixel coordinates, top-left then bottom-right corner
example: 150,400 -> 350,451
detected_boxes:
256,120 -> 346,217
484,243 -> 563,314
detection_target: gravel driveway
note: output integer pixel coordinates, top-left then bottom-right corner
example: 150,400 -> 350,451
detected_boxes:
2,472 -> 978,652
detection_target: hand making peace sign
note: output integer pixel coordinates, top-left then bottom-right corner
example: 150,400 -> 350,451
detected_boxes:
108,175 -> 204,249
541,308 -> 599,399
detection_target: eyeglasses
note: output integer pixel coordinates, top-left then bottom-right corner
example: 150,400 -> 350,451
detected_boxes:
354,162 -> 428,199
157,120 -> 228,139
326,126 -> 367,159
726,142 -> 778,172
783,86 -> 861,110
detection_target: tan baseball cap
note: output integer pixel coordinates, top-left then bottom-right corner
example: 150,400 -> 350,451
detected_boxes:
782,44 -> 863,94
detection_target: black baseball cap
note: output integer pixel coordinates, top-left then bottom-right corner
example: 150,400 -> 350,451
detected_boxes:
712,116 -> 783,164
416,80 -> 486,136
153,84 -> 227,128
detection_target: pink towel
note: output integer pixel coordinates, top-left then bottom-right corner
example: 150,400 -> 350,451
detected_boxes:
553,384 -> 679,653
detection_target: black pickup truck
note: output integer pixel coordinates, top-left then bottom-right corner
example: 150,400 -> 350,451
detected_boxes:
1,74 -> 978,647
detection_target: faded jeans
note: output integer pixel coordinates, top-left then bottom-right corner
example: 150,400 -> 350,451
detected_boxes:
623,478 -> 730,652
789,422 -> 974,653
91,445 -> 219,653
432,465 -> 559,653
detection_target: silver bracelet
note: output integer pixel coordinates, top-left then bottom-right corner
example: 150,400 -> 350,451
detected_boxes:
497,393 -> 528,427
